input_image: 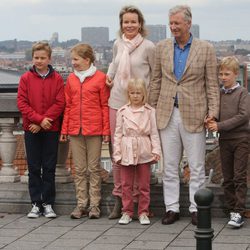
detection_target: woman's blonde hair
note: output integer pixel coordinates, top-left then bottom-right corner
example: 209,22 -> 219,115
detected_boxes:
219,56 -> 239,74
119,5 -> 147,37
70,43 -> 95,63
127,78 -> 147,105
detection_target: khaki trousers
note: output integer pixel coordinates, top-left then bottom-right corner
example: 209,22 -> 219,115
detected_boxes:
70,135 -> 102,208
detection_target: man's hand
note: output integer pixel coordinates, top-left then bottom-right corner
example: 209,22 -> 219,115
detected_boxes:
207,120 -> 218,132
204,115 -> 215,129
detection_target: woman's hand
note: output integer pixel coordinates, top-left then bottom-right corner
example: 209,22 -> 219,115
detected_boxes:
106,75 -> 113,88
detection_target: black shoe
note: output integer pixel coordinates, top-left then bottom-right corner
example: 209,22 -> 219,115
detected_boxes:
191,212 -> 197,225
162,211 -> 179,225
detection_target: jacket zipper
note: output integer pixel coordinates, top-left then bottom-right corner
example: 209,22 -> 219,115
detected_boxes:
80,83 -> 83,134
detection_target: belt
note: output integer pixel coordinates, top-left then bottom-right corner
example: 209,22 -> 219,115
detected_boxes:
174,103 -> 179,108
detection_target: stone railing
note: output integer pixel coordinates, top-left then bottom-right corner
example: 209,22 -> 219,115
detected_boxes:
0,84 -> 74,183
0,83 -> 220,185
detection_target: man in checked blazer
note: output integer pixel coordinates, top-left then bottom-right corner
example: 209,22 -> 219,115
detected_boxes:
148,5 -> 220,225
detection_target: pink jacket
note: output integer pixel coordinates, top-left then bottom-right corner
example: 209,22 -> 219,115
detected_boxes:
113,103 -> 161,166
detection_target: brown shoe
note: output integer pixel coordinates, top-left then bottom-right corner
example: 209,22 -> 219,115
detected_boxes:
191,212 -> 197,225
162,211 -> 179,225
70,206 -> 88,219
89,206 -> 101,219
108,196 -> 122,219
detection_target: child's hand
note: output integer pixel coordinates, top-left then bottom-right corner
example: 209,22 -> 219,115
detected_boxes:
153,153 -> 160,162
60,134 -> 68,142
40,117 -> 53,130
103,135 -> 110,143
29,124 -> 41,133
106,75 -> 113,88
207,121 -> 218,132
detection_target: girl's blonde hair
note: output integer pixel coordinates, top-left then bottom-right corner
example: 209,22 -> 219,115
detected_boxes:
127,78 -> 147,105
70,43 -> 95,63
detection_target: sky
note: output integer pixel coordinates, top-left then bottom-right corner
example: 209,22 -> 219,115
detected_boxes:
0,0 -> 249,42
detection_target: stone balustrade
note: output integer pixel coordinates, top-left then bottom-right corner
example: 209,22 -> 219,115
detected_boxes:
0,85 -> 74,184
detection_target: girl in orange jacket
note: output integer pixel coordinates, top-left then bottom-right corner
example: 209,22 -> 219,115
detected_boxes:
60,43 -> 110,219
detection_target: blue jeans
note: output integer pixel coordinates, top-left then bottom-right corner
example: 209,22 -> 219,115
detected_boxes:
24,131 -> 59,207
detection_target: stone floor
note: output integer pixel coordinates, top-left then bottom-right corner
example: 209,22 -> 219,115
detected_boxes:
0,213 -> 249,250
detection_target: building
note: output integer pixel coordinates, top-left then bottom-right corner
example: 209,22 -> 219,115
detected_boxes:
81,27 -> 109,47
190,24 -> 200,38
146,25 -> 166,43
50,32 -> 59,46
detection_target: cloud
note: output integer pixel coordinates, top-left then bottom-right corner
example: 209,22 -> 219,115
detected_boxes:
0,0 -> 248,41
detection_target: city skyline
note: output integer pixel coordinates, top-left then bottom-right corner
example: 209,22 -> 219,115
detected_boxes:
0,0 -> 249,42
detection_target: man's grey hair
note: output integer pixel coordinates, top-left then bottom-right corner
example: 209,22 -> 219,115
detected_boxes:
169,5 -> 192,22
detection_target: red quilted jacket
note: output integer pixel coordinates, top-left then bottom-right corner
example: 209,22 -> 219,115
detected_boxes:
17,66 -> 65,132
61,70 -> 110,136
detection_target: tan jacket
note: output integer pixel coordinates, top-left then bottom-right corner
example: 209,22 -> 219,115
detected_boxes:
148,38 -> 220,133
113,104 -> 161,166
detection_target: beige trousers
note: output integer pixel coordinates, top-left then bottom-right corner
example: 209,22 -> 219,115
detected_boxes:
160,108 -> 206,213
70,135 -> 102,208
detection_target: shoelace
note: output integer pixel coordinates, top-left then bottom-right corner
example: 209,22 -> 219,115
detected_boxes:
44,205 -> 53,212
231,213 -> 241,221
122,214 -> 130,220
140,214 -> 147,220
31,205 -> 39,213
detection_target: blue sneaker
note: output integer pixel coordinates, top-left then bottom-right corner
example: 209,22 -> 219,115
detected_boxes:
228,212 -> 244,228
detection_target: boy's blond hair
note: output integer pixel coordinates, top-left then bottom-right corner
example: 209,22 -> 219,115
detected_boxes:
70,43 -> 95,64
219,56 -> 239,74
32,41 -> 52,58
127,78 -> 147,105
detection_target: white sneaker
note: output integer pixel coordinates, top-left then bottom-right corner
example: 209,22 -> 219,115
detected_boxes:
139,213 -> 150,225
228,212 -> 244,228
27,204 -> 41,218
119,213 -> 132,225
43,204 -> 57,218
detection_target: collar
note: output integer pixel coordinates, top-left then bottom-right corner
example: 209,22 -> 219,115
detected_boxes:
128,105 -> 145,113
174,34 -> 193,49
222,82 -> 240,94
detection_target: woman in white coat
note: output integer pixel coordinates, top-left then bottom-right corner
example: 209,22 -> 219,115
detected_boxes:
106,5 -> 155,219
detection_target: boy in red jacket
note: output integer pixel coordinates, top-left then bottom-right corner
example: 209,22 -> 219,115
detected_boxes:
17,42 -> 65,218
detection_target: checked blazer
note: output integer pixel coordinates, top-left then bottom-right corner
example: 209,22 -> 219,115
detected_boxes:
148,38 -> 220,133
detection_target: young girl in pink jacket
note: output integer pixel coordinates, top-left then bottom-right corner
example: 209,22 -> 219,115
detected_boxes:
113,78 -> 161,225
